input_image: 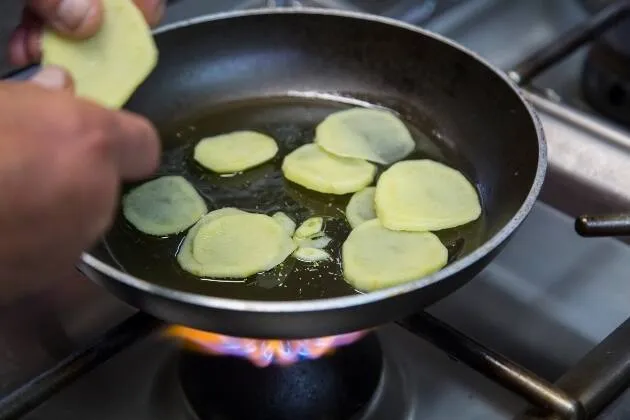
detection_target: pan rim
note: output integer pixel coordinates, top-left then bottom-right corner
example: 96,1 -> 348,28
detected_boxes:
81,7 -> 547,314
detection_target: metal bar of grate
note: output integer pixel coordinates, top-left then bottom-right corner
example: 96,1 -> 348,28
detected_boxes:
0,312 -> 161,420
516,317 -> 630,420
398,312 -> 583,420
505,3 -> 630,416
509,0 -> 630,86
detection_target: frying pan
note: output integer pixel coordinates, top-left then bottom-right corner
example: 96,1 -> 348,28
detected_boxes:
71,8 -> 546,339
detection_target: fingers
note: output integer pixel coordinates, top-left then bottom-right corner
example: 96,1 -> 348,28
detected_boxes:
8,26 -> 30,67
8,0 -> 164,67
7,9 -> 43,67
106,110 -> 161,181
30,66 -> 74,91
132,0 -> 165,28
25,65 -> 159,181
27,0 -> 103,39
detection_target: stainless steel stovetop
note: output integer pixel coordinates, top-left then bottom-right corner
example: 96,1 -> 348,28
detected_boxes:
14,202 -> 630,420
4,1 -> 630,419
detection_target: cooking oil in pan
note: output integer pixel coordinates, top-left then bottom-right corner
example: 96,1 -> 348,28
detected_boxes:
105,96 -> 486,301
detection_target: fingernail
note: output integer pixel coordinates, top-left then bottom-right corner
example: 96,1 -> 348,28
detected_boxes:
25,27 -> 43,64
139,0 -> 165,26
7,26 -> 29,67
155,0 -> 166,24
56,0 -> 94,31
31,66 -> 70,90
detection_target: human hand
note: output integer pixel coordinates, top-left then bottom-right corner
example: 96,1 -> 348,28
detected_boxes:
0,67 -> 160,284
8,0 -> 165,67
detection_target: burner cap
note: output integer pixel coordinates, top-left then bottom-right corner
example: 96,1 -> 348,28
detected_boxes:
178,334 -> 382,420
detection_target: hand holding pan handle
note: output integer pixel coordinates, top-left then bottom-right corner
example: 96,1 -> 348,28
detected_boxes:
575,214 -> 630,237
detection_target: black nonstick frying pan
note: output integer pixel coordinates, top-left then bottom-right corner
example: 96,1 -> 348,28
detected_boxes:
73,8 -> 546,339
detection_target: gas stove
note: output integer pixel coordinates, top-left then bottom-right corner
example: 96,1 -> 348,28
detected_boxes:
3,1 -> 630,419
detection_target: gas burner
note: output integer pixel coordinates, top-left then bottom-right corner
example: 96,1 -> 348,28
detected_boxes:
582,40 -> 630,126
178,333 -> 383,420
164,326 -> 368,367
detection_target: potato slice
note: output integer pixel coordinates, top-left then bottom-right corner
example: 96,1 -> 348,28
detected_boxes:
177,210 -> 296,279
293,247 -> 331,263
266,233 -> 299,271
342,219 -> 448,292
346,187 -> 377,229
315,108 -> 415,165
375,160 -> 482,232
122,176 -> 207,236
191,214 -> 283,275
294,217 -> 324,239
41,0 -> 157,109
272,212 -> 296,236
194,131 -> 279,174
282,144 -> 376,195
177,208 -> 245,276
193,207 -> 247,225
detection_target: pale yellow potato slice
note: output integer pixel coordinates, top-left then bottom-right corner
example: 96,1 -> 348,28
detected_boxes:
294,217 -> 324,239
375,160 -> 482,232
267,234 -> 299,271
293,247 -> 331,263
342,219 -> 448,292
272,212 -> 296,236
192,214 -> 293,278
177,210 -> 296,279
346,187 -> 377,229
315,108 -> 415,165
282,144 -> 376,195
195,207 -> 247,225
122,176 -> 207,236
177,208 -> 246,276
41,0 -> 157,109
194,131 -> 279,174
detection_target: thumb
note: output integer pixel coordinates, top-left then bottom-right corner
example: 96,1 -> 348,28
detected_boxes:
30,66 -> 74,91
27,0 -> 103,39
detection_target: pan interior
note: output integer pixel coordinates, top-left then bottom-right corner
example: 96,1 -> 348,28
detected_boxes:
104,95 -> 486,302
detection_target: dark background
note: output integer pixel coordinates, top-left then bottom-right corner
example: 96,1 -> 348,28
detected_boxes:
0,2 -> 21,75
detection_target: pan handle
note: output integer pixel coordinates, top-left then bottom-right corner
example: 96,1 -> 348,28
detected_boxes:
575,214 -> 630,237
